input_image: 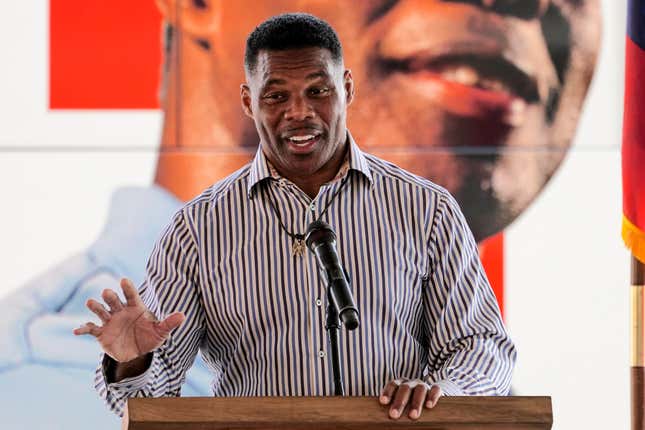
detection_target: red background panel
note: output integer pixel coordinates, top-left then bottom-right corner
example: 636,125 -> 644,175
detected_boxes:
50,0 -> 162,109
480,233 -> 504,317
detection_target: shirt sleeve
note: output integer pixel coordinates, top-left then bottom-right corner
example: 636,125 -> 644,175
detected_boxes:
94,208 -> 205,416
423,192 -> 517,396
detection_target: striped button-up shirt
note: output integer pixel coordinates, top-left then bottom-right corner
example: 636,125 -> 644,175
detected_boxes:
96,134 -> 516,416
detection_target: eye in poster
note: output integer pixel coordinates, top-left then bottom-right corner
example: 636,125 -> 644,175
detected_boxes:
0,1 -> 617,429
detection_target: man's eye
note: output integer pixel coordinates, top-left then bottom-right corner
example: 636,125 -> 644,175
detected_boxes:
309,87 -> 330,96
263,93 -> 286,103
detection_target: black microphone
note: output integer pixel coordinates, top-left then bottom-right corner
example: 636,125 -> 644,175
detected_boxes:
305,220 -> 359,330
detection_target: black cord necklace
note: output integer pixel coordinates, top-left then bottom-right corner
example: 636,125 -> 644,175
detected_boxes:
264,173 -> 351,257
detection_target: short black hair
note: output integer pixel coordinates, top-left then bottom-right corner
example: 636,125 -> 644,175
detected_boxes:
244,13 -> 343,74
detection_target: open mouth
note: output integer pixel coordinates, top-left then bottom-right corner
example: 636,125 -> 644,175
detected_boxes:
383,54 -> 540,103
403,53 -> 540,104
378,52 -> 542,125
287,134 -> 319,145
281,129 -> 324,153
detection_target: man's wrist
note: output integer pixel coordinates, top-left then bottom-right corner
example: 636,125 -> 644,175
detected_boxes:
104,353 -> 153,383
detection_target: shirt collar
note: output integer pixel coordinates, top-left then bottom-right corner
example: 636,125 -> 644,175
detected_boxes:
246,131 -> 373,198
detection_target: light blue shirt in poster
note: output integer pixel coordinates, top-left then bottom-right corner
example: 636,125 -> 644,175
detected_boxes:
0,185 -> 211,430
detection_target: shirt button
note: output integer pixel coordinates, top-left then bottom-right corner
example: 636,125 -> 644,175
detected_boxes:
309,204 -> 315,212
315,298 -> 322,307
318,350 -> 326,358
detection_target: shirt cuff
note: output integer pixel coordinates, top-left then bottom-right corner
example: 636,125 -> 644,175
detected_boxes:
102,353 -> 155,396
428,379 -> 465,396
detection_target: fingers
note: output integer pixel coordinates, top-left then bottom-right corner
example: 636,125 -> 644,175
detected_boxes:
73,321 -> 102,337
426,384 -> 442,409
379,380 -> 439,420
388,381 -> 412,419
86,299 -> 111,324
379,380 -> 399,405
408,383 -> 429,419
154,312 -> 186,337
120,278 -> 143,307
102,288 -> 124,313
83,279 -> 141,324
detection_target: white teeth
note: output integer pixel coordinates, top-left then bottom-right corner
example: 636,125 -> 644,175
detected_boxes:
288,135 -> 315,142
454,66 -> 478,86
440,65 -> 511,94
441,65 -> 478,86
479,78 -> 506,92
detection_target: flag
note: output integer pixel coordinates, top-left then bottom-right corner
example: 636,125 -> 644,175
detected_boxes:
623,0 -> 645,263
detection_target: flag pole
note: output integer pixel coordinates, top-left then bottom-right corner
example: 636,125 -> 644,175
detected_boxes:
624,1 -> 645,426
632,256 -> 645,430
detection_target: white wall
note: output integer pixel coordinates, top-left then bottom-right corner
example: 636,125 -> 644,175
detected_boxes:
506,1 -> 629,427
0,0 -> 160,293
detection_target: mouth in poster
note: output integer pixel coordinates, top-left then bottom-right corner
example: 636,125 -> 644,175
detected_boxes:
385,51 -> 541,127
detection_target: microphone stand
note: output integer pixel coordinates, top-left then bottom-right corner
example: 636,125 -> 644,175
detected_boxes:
305,220 -> 359,396
325,287 -> 344,396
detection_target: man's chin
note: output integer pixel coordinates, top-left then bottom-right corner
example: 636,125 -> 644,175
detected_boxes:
376,151 -> 548,242
455,183 -> 540,243
464,210 -> 514,243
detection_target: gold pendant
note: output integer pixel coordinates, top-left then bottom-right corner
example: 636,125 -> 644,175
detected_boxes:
292,238 -> 306,257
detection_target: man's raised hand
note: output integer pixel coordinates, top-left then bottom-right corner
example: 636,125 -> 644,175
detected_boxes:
73,278 -> 185,362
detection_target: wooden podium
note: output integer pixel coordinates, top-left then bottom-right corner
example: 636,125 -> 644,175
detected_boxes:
123,396 -> 552,429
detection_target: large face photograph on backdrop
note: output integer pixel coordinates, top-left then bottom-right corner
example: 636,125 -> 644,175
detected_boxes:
152,0 -> 600,241
0,1 -> 601,429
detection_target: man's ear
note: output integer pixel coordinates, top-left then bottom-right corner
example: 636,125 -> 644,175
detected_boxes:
344,69 -> 355,106
155,0 -> 221,38
240,84 -> 254,119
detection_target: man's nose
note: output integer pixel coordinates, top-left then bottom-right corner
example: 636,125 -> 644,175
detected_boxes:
445,0 -> 550,19
284,95 -> 315,121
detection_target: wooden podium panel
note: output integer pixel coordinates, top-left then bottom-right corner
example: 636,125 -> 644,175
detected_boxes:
123,396 -> 552,430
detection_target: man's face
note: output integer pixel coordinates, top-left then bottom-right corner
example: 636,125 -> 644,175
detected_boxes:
241,48 -> 353,180
205,0 -> 600,240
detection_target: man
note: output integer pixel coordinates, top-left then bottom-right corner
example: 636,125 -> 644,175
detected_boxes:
74,13 -> 516,420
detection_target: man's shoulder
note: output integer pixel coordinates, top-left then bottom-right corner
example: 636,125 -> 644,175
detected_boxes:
362,151 -> 451,200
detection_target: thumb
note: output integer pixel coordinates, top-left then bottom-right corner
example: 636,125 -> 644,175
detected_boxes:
155,312 -> 185,337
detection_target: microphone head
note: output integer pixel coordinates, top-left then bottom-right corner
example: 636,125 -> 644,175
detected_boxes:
341,309 -> 360,331
305,220 -> 337,251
